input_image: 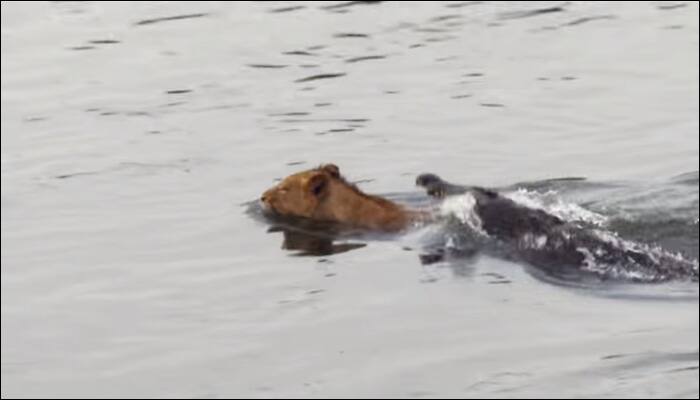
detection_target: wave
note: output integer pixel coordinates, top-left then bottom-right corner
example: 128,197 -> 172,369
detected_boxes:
436,190 -> 698,283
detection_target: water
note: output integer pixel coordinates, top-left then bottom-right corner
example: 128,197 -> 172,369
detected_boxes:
1,1 -> 698,398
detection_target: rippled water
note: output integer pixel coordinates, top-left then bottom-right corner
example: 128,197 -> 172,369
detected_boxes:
2,1 -> 698,398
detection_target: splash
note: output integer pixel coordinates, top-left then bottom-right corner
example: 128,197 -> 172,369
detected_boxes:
504,189 -> 608,226
579,229 -> 699,282
439,193 -> 486,235
432,190 -> 698,282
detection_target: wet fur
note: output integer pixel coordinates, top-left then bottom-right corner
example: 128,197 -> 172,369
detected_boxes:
261,164 -> 420,231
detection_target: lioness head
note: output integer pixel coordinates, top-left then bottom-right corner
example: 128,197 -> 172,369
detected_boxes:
261,164 -> 418,231
261,164 -> 341,219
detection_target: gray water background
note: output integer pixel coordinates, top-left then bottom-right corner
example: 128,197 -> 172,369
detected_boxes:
2,1 -> 699,398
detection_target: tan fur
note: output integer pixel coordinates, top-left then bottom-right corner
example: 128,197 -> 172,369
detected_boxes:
261,164 -> 423,232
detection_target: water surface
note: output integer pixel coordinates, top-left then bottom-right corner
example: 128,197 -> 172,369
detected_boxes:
1,1 -> 698,398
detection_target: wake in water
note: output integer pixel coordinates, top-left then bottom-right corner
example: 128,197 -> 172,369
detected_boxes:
431,191 -> 697,282
417,173 -> 699,283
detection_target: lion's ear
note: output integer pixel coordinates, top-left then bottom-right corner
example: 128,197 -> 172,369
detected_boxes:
305,172 -> 329,197
320,164 -> 340,178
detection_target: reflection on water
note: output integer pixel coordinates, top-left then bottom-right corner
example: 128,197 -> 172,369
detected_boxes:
269,225 -> 367,256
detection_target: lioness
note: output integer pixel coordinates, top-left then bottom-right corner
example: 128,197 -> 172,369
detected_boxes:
261,164 -> 422,231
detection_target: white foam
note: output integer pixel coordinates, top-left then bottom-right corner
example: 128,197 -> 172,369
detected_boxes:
439,193 -> 487,236
575,245 -> 653,281
519,233 -> 548,249
504,189 -> 608,226
579,229 -> 699,280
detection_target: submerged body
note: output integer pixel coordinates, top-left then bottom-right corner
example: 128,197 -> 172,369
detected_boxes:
416,173 -> 698,282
